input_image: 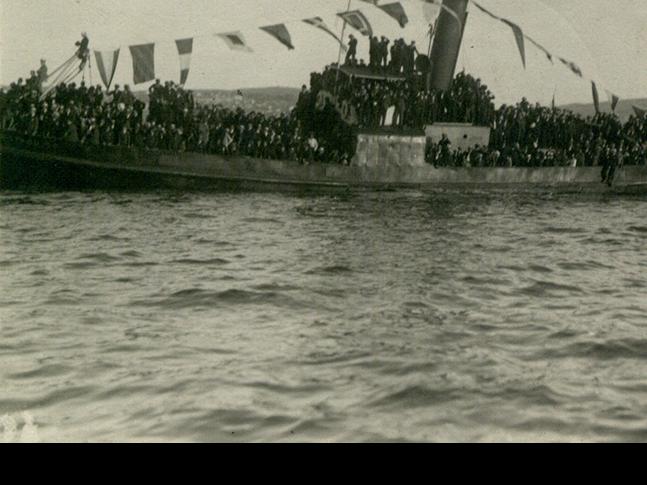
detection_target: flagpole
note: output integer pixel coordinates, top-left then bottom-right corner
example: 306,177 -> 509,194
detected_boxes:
335,0 -> 352,95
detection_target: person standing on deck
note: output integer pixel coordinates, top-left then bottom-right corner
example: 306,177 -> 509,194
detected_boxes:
345,35 -> 358,65
378,37 -> 389,70
37,60 -> 48,87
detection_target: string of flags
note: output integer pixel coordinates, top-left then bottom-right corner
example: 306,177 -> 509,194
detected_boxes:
338,10 -> 374,37
91,2 -> 417,89
467,0 -> 636,115
86,0 -> 643,118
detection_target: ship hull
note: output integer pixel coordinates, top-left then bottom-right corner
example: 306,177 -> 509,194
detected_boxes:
2,131 -> 647,193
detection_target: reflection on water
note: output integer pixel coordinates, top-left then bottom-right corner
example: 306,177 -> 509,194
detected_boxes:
1,188 -> 647,442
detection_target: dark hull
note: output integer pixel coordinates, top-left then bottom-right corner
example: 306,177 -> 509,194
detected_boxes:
2,131 -> 647,194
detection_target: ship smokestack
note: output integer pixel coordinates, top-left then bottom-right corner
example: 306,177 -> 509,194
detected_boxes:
429,0 -> 470,91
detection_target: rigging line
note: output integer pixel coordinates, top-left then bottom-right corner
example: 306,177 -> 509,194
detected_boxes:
469,0 -> 615,96
532,0 -> 606,86
45,61 -> 78,90
89,1 -> 370,52
46,55 -> 77,79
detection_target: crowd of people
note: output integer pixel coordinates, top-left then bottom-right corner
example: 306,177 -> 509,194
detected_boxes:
1,58 -> 645,170
298,63 -> 495,132
0,72 -> 353,164
345,34 -> 421,76
425,134 -> 646,170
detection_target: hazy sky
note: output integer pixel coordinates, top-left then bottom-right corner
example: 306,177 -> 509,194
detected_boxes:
1,0 -> 645,105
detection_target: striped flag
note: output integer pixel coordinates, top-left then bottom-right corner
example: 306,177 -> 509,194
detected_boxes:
216,31 -> 253,52
337,10 -> 373,37
303,17 -> 347,51
175,38 -> 193,86
129,43 -> 155,84
378,2 -> 409,28
260,24 -> 294,50
94,49 -> 120,90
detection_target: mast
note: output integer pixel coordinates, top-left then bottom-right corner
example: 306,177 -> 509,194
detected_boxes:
429,0 -> 470,91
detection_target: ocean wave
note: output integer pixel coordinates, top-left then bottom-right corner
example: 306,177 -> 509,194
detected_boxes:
130,287 -> 305,310
539,338 -> 647,361
305,265 -> 354,276
171,258 -> 230,266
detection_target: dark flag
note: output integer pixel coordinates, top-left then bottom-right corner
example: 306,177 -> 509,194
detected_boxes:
175,38 -> 193,86
591,81 -> 601,114
94,49 -> 120,90
605,90 -> 620,112
559,57 -> 583,78
129,43 -> 155,84
378,2 -> 409,28
633,105 -> 646,118
501,19 -> 526,69
260,23 -> 295,50
337,10 -> 373,37
303,17 -> 347,51
216,31 -> 253,52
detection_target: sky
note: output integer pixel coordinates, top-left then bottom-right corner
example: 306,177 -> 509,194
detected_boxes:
1,0 -> 645,106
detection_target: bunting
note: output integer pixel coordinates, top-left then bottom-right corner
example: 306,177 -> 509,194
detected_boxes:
605,90 -> 620,112
526,35 -> 553,64
303,17 -> 347,51
216,31 -> 253,52
260,24 -> 295,50
94,49 -> 120,90
471,2 -> 527,68
175,38 -> 193,86
469,0 -> 629,119
378,2 -> 409,28
129,43 -> 155,85
559,57 -> 583,78
337,10 -> 373,37
633,106 -> 646,118
501,19 -> 526,69
591,81 -> 600,114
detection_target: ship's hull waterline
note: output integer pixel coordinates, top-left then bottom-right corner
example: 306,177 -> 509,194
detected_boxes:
2,132 -> 646,193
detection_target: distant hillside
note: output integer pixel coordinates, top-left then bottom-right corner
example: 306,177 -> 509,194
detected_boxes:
559,98 -> 647,122
132,86 -> 301,114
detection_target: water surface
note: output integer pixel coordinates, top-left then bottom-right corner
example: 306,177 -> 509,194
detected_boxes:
1,188 -> 646,442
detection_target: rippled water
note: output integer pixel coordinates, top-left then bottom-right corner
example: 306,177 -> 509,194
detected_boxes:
1,188 -> 647,442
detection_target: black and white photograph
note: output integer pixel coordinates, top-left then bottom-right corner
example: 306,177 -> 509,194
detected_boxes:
0,0 -> 646,443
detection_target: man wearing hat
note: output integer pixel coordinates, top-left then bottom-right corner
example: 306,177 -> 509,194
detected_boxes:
37,59 -> 48,85
345,34 -> 358,65
405,40 -> 418,75
75,32 -> 90,69
380,37 -> 390,70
